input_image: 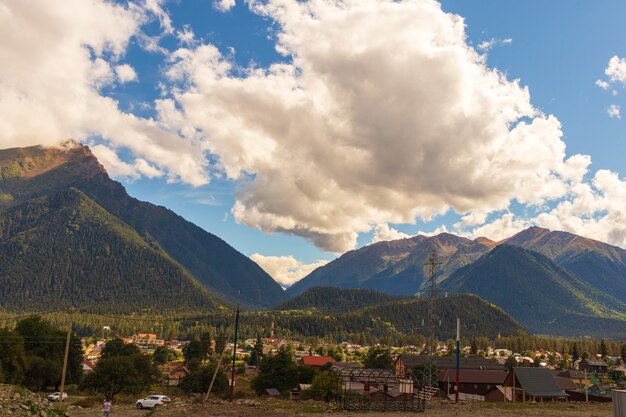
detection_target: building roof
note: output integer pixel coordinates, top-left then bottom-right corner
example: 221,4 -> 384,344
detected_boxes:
397,355 -> 504,371
555,376 -> 578,391
582,358 -> 608,367
265,388 -> 281,396
558,369 -> 586,379
302,355 -> 334,367
136,333 -> 157,339
438,369 -> 507,385
505,367 -> 568,398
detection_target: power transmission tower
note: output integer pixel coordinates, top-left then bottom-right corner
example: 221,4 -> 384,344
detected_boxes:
418,251 -> 442,395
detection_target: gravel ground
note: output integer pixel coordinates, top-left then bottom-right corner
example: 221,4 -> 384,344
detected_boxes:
63,398 -> 613,417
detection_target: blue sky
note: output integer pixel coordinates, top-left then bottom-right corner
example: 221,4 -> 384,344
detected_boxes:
2,0 -> 626,286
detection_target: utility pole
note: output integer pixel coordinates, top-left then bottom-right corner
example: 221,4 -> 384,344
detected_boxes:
229,298 -> 240,403
59,309 -> 73,405
420,251 -> 442,394
455,317 -> 460,404
203,331 -> 233,403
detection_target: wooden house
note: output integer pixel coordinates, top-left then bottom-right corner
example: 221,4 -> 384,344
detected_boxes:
502,367 -> 568,402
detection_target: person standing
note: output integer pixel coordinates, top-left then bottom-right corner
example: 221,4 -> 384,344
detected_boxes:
102,399 -> 112,417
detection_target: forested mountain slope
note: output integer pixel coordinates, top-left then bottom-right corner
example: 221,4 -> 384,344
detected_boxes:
0,143 -> 286,308
0,188 -> 222,312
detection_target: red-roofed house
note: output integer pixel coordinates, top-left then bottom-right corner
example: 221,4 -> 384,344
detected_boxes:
302,355 -> 334,370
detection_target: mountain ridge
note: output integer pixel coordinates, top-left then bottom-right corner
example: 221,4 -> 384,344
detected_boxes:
0,143 -> 286,308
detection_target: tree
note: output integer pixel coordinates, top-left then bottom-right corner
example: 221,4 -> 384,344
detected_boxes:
81,341 -> 159,400
185,340 -> 208,364
572,342 -> 579,361
504,355 -> 518,369
248,337 -> 264,366
309,370 -> 337,400
180,363 -> 229,395
153,346 -> 179,366
100,338 -> 140,358
15,316 -> 83,387
581,351 -> 590,360
363,347 -> 393,370
23,356 -> 61,391
608,369 -> 625,383
621,344 -> 626,363
0,328 -> 27,384
470,338 -> 478,355
251,345 -> 301,395
600,339 -> 608,357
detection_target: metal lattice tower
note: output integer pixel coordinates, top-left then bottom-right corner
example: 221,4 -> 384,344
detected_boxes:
420,251 -> 442,393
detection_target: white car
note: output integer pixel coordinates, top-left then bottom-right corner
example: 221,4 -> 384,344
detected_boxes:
135,395 -> 170,409
47,392 -> 68,401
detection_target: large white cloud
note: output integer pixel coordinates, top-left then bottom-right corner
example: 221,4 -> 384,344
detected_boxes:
465,168 -> 626,248
250,253 -> 329,287
162,0 -> 587,252
0,0 -> 207,186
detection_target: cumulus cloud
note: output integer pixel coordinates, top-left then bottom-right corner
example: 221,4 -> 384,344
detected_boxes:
464,168 -> 626,247
115,64 -> 138,83
160,0 -> 587,252
91,144 -> 163,180
605,56 -> 626,84
213,0 -> 236,12
250,253 -> 329,287
477,37 -> 512,52
371,224 -> 411,244
608,104 -> 621,118
596,79 -> 610,90
0,0 -> 207,186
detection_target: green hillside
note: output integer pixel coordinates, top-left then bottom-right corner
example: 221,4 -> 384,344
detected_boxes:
271,289 -> 525,342
0,188 -> 223,313
277,287 -> 405,311
0,143 -> 286,308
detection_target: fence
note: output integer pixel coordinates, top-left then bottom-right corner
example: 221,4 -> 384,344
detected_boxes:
330,367 -> 426,412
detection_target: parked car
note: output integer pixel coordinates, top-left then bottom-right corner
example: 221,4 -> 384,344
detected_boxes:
47,392 -> 68,401
135,395 -> 171,409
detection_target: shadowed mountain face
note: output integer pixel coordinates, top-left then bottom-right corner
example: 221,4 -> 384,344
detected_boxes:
0,143 -> 286,309
441,245 -> 626,336
502,226 -> 626,301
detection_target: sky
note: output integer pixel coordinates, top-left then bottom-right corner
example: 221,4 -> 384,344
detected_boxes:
1,0 -> 626,287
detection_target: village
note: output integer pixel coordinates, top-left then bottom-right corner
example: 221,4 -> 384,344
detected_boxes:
79,330 -> 622,408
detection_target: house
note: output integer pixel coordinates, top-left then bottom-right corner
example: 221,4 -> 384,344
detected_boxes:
558,369 -> 589,389
579,358 -> 608,376
301,355 -> 334,370
554,376 -> 578,392
131,333 -> 165,349
395,355 -> 503,378
82,358 -> 94,374
157,362 -> 189,386
484,386 -> 513,402
502,367 -> 568,402
439,369 -> 507,397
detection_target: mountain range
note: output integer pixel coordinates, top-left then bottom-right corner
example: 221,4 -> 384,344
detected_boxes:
289,226 -> 626,337
4,142 -> 626,339
0,142 -> 286,310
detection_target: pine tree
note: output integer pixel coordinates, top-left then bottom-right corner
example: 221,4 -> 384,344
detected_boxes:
572,342 -> 579,361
